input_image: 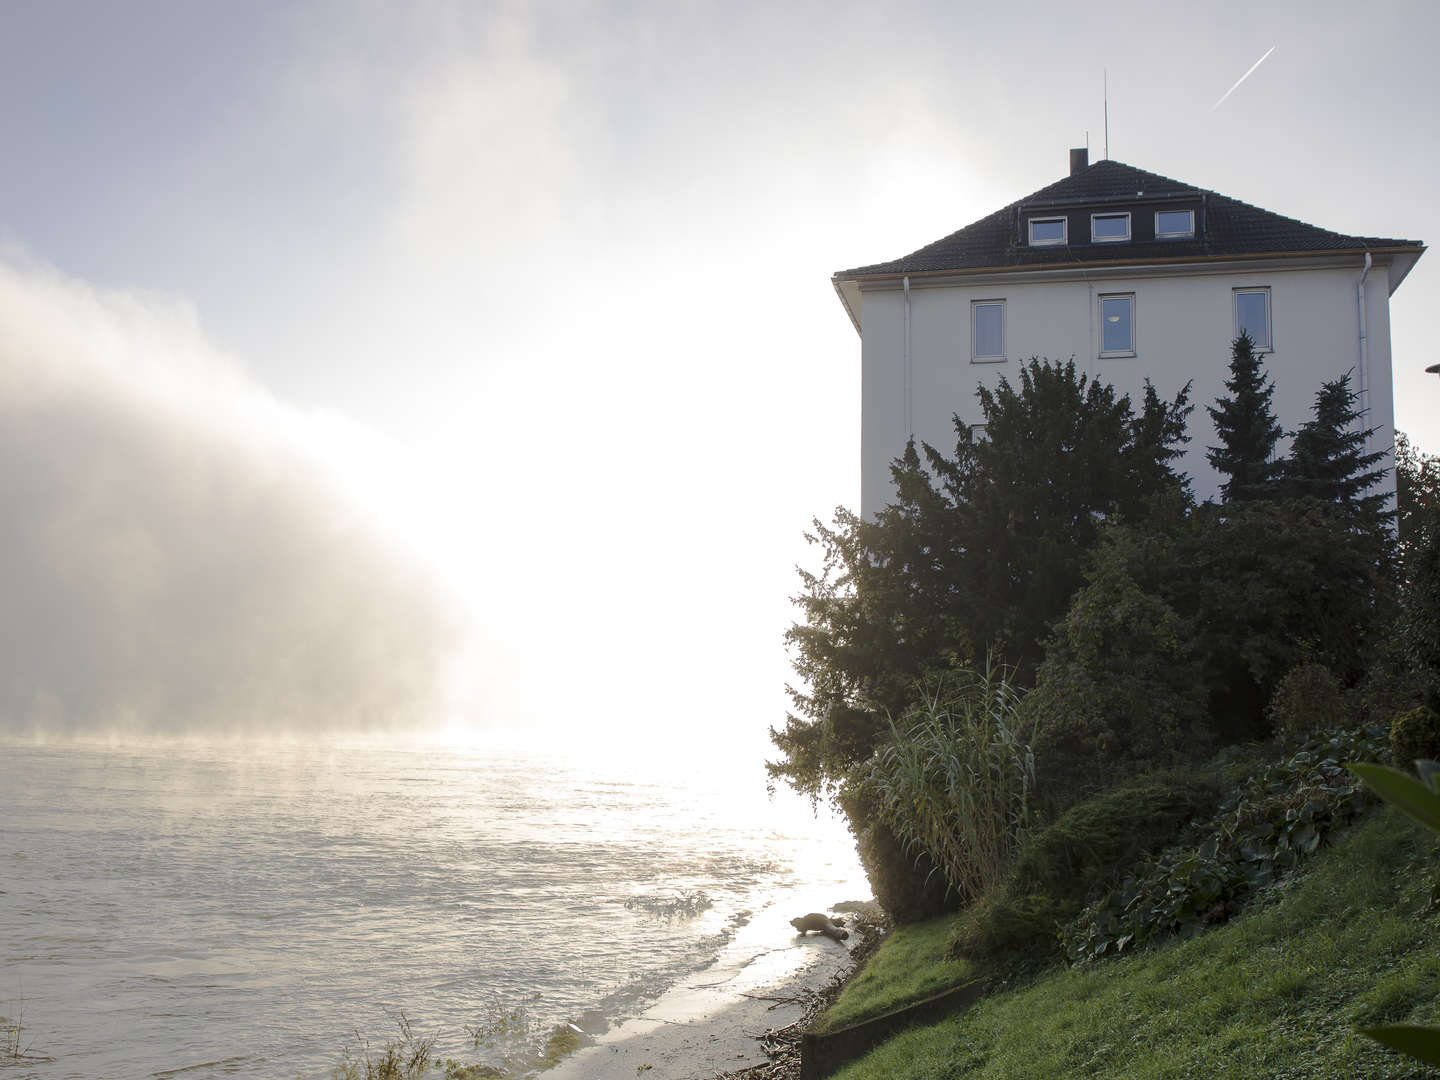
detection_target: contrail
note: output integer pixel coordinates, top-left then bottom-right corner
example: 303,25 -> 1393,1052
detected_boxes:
1212,46 -> 1277,110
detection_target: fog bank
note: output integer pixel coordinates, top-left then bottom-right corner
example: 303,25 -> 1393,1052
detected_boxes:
0,256 -> 465,734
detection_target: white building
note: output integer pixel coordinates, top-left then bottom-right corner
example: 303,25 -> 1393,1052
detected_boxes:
834,150 -> 1426,517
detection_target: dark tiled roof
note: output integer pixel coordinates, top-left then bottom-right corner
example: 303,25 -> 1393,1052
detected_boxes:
836,159 -> 1422,278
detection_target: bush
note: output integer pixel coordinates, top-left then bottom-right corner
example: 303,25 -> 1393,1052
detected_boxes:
1060,725 -> 1389,964
1390,706 -> 1440,774
1347,663 -> 1426,727
1030,500 -> 1392,754
946,774 -> 1218,963
841,791 -> 954,923
1268,663 -> 1346,739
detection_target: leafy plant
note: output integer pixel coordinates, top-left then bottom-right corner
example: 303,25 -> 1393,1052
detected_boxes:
1061,725 -> 1388,963
1348,760 -> 1440,1066
864,664 -> 1038,903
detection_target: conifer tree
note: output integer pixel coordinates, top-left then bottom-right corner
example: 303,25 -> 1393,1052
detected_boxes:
1281,370 -> 1389,518
1206,332 -> 1283,502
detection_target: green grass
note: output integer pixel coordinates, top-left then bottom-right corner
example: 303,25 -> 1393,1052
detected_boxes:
816,914 -> 976,1033
830,806 -> 1440,1078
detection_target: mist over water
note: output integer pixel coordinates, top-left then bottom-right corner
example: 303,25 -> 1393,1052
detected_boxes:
0,256 -> 464,734
1,735 -> 865,1078
0,255 -> 867,1079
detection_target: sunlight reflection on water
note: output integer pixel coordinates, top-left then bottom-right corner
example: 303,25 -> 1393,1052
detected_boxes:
0,734 -> 866,1078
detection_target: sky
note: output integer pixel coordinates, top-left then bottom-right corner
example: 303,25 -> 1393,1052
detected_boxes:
2,0 -> 1438,751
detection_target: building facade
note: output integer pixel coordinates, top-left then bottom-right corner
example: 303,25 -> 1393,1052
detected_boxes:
834,151 -> 1425,517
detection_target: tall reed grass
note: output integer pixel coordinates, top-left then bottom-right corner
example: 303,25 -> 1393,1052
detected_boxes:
866,664 -> 1038,902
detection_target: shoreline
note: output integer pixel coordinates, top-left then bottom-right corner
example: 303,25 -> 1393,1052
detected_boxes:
544,904 -> 875,1080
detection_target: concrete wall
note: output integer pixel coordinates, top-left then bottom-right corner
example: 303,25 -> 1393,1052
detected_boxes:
858,257 -> 1396,518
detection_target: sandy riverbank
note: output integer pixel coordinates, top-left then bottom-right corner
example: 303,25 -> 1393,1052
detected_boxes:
544,904 -> 869,1080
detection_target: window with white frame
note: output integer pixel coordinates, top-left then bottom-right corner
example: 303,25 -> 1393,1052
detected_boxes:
1099,293 -> 1135,355
971,300 -> 1005,362
1091,212 -> 1131,243
1028,216 -> 1066,246
1234,287 -> 1272,350
1155,209 -> 1195,239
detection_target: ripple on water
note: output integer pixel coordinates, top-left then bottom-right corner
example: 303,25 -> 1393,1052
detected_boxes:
0,737 -> 866,1078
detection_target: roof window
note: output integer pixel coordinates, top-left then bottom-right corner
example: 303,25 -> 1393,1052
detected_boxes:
1155,209 -> 1195,239
1091,212 -> 1131,243
1028,217 -> 1067,246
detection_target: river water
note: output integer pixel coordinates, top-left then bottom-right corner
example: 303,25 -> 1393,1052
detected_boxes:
0,735 -> 866,1079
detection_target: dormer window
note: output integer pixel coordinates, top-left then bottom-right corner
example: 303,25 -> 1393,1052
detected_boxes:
1029,217 -> 1067,246
1155,209 -> 1196,239
1091,212 -> 1131,243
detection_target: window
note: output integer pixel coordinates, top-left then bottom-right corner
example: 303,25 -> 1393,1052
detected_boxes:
971,300 -> 1005,362
1235,288 -> 1271,350
1099,294 -> 1134,355
1155,209 -> 1195,239
969,424 -> 989,442
1029,216 -> 1067,246
1091,212 -> 1131,243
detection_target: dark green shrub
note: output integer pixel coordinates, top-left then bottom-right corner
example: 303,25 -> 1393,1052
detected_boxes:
946,774 -> 1218,962
840,786 -> 955,923
1061,725 -> 1388,964
949,891 -> 1071,960
1268,663 -> 1346,739
1390,706 -> 1440,773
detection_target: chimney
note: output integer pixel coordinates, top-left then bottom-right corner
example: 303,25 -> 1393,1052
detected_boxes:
1070,147 -> 1089,176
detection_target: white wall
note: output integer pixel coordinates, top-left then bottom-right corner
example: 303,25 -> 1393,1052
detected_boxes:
858,258 -> 1396,517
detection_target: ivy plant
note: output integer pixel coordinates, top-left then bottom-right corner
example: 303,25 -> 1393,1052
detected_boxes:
1061,725 -> 1389,964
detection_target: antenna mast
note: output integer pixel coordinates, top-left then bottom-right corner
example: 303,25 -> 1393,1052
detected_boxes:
1103,70 -> 1109,160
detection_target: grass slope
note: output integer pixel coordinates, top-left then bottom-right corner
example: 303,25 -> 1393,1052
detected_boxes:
832,807 -> 1440,1079
817,916 -> 976,1033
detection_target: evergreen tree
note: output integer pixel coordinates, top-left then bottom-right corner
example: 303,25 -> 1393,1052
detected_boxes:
1281,370 -> 1389,518
1206,332 -> 1283,502
771,358 -> 1194,920
772,359 -> 1192,802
